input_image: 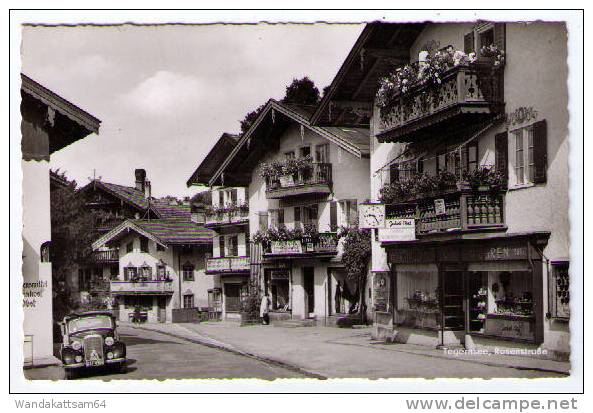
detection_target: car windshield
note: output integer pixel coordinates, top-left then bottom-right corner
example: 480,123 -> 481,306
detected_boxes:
67,315 -> 113,333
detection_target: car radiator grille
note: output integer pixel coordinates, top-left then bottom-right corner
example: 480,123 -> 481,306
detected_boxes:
83,335 -> 104,364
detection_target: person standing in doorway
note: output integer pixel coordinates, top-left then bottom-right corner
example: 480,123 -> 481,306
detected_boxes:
260,293 -> 271,325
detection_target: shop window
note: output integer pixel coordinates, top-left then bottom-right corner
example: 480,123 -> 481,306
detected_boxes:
40,241 -> 50,262
140,237 -> 149,253
509,120 -> 547,187
491,271 -> 534,318
126,241 -> 133,253
549,261 -> 570,319
125,296 -> 153,310
182,262 -> 195,281
183,294 -> 195,309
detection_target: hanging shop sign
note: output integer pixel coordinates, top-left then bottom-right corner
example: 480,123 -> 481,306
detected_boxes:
359,203 -> 386,229
434,198 -> 446,216
270,240 -> 303,255
378,218 -> 416,242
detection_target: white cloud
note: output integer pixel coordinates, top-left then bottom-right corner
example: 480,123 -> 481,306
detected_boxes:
118,70 -> 203,118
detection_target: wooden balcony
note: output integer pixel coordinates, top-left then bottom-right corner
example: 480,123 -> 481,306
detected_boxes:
386,189 -> 506,237
262,232 -> 338,258
205,256 -> 250,274
110,280 -> 174,295
204,209 -> 249,228
92,249 -> 119,263
266,163 -> 332,199
376,64 -> 503,143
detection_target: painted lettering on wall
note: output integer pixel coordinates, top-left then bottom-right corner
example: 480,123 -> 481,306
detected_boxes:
23,280 -> 48,308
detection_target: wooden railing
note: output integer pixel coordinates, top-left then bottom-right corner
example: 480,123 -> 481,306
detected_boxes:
377,64 -> 503,140
206,256 -> 250,273
204,208 -> 249,226
92,249 -> 119,262
386,189 -> 506,236
266,163 -> 332,198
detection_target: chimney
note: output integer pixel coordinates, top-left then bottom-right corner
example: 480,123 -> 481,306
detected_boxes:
144,181 -> 152,199
135,169 -> 146,193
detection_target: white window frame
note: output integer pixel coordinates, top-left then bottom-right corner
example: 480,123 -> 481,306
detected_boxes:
509,125 -> 535,189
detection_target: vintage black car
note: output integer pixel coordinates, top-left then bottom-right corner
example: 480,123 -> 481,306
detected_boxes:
60,311 -> 126,379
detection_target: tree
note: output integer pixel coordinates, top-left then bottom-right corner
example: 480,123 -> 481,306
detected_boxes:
50,173 -> 98,320
240,103 -> 266,134
239,77 -> 321,134
281,76 -> 320,106
338,226 -> 372,324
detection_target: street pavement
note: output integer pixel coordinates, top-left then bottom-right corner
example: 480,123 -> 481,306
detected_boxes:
23,325 -> 305,380
24,322 -> 570,381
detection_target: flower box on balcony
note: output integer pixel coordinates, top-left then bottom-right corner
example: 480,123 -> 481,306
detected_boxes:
376,63 -> 504,143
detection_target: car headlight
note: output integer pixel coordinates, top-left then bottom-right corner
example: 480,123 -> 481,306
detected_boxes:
105,337 -> 114,346
107,352 -> 114,359
75,355 -> 83,363
71,341 -> 82,351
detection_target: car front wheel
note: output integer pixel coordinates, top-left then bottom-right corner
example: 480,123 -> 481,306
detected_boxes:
64,369 -> 77,380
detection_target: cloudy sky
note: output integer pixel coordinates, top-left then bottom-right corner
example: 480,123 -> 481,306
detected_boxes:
21,23 -> 363,197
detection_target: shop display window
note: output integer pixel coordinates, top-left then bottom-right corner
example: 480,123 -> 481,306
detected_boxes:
490,271 -> 534,318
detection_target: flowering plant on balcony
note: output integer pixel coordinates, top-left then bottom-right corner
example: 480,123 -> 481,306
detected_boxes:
379,171 -> 457,204
376,47 -> 478,111
282,155 -> 313,176
259,161 -> 284,181
238,201 -> 249,212
480,44 -> 505,68
461,165 -> 505,189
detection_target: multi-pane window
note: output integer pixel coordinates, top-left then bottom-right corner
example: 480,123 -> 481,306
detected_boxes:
340,200 -> 358,227
269,209 -> 285,228
124,266 -> 137,281
511,126 -> 535,186
183,294 -> 195,309
315,144 -> 330,163
182,262 -> 195,281
303,205 -> 318,228
140,264 -> 152,280
227,235 -> 239,257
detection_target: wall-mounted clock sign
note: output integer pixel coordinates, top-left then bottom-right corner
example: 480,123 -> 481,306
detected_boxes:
359,203 -> 386,229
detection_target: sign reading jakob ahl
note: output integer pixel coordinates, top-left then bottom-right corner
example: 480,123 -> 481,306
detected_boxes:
379,218 -> 416,242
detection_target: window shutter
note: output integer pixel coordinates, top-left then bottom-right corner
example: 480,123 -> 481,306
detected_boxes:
464,31 -> 475,53
533,120 -> 548,184
389,163 -> 399,183
330,201 -> 337,231
493,23 -> 506,50
495,131 -> 509,183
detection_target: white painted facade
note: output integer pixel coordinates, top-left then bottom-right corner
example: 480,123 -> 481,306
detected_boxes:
368,22 -> 570,355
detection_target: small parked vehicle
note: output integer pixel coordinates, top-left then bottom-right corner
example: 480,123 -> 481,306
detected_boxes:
60,311 -> 126,379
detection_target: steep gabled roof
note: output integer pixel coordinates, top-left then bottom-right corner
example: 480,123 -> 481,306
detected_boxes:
207,99 -> 369,187
310,22 -> 425,127
92,217 -> 213,250
186,133 -> 241,187
79,180 -> 161,218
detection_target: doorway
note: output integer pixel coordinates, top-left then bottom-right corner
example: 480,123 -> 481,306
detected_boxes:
303,267 -> 315,317
224,283 -> 241,313
157,296 -> 167,323
441,270 -> 465,330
